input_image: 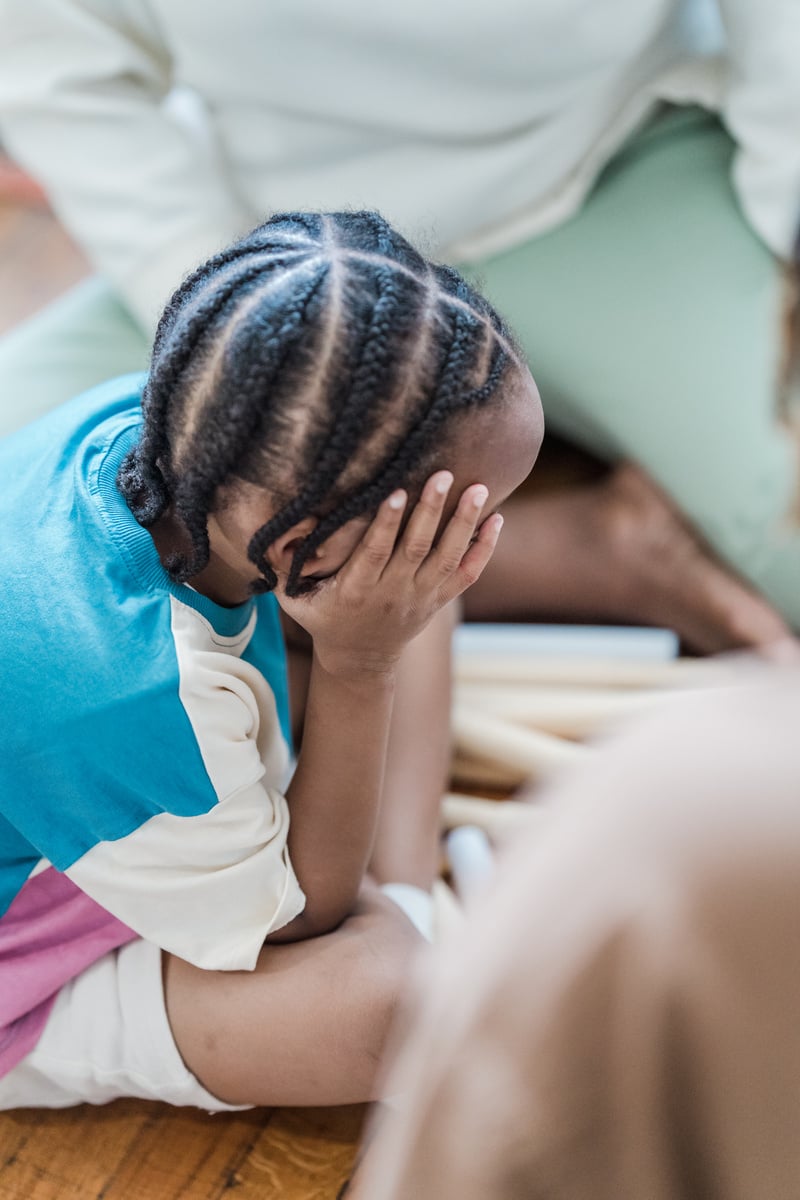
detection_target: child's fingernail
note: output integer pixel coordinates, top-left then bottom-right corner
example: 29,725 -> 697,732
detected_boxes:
435,472 -> 453,494
472,487 -> 489,507
388,490 -> 406,510
493,514 -> 504,532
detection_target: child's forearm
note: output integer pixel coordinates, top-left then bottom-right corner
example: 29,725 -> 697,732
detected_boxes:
267,476 -> 501,942
284,606 -> 455,890
266,652 -> 397,942
370,605 -> 455,888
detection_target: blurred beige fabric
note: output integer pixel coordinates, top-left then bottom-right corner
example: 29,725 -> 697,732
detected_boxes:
356,668 -> 800,1200
1,0 -> 798,334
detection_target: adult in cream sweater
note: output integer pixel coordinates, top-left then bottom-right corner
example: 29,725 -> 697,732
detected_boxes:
0,0 -> 798,649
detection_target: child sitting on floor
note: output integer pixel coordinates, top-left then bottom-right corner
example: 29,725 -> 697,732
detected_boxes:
0,211 -> 542,1112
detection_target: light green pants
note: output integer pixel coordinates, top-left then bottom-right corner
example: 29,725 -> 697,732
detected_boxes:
2,108 -> 798,623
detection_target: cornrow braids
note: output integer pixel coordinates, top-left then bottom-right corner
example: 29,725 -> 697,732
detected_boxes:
170,262 -> 331,581
119,248 -> 317,527
117,211 -> 526,596
283,313 -> 507,595
245,231 -> 423,589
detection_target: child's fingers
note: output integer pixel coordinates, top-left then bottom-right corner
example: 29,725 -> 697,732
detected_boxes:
344,489 -> 408,583
419,483 -> 489,582
395,471 -> 454,566
440,513 -> 504,602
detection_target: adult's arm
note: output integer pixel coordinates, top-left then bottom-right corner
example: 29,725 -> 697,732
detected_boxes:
0,0 -> 250,331
717,0 -> 800,259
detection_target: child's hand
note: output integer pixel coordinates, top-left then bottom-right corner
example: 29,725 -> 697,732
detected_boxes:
275,471 -> 503,679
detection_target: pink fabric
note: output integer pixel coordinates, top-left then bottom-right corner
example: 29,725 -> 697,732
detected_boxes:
0,867 -> 137,1077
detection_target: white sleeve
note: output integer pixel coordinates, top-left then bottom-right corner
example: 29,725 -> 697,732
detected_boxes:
63,598 -> 306,972
716,0 -> 800,259
0,0 -> 251,331
65,778 -> 306,971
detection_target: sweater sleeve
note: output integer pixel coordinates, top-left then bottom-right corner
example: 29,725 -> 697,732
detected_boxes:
716,0 -> 800,260
0,0 -> 251,332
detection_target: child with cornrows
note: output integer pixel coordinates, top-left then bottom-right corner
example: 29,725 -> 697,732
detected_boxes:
0,211 -> 542,1111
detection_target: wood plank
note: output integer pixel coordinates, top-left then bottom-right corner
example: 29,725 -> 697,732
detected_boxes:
0,1102 -> 363,1200
0,1102 -> 152,1199
233,1106 -> 364,1199
89,1104 -> 270,1200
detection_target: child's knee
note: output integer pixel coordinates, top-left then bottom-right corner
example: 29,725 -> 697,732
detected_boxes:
346,901 -> 423,1064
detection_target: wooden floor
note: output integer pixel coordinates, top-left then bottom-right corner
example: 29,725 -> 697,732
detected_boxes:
1,1099 -> 364,1195
0,165 -> 364,1199
1,1102 -> 363,1200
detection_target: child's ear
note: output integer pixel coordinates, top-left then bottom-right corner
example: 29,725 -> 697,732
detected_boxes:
263,516 -> 319,576
265,515 -> 373,579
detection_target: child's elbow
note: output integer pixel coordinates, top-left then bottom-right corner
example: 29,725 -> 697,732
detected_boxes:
264,897 -> 351,944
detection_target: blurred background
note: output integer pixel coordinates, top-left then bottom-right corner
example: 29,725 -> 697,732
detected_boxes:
0,153 -> 87,333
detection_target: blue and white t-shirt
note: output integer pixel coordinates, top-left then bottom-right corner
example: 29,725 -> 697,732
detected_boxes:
0,375 -> 305,1075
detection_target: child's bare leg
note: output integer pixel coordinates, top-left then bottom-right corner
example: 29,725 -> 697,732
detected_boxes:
464,464 -> 792,654
163,885 -> 422,1108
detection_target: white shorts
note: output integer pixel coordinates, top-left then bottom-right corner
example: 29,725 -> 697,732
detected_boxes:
0,938 -> 248,1112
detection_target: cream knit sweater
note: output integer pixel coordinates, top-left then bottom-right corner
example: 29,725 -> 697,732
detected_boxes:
0,0 -> 797,332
